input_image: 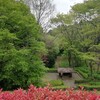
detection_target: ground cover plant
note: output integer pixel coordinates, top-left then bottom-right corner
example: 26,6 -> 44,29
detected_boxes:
0,85 -> 100,100
75,67 -> 100,90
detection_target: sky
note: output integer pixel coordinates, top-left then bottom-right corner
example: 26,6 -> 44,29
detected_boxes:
53,0 -> 84,14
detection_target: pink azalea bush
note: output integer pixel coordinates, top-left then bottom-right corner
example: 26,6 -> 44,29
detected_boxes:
0,85 -> 100,100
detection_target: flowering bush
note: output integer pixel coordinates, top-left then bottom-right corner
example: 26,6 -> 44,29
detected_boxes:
0,85 -> 100,100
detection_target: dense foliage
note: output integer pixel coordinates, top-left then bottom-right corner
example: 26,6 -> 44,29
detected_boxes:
0,0 -> 46,90
43,34 -> 59,67
0,0 -> 99,92
0,85 -> 99,100
50,0 -> 100,79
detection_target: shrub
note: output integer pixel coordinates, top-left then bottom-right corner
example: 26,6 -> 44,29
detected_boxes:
49,80 -> 64,87
76,69 -> 88,78
0,85 -> 99,100
77,84 -> 100,91
46,68 -> 57,72
52,86 -> 67,90
60,61 -> 69,68
89,82 -> 100,85
94,74 -> 100,80
75,79 -> 91,84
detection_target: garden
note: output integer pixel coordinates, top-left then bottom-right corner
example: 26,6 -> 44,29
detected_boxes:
0,0 -> 100,99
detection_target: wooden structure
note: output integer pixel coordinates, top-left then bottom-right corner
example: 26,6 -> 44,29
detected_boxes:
57,68 -> 73,78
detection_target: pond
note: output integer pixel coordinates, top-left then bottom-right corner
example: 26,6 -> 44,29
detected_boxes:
43,72 -> 83,88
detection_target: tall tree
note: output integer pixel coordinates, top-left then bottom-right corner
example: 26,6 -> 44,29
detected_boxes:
23,0 -> 55,31
0,0 -> 46,90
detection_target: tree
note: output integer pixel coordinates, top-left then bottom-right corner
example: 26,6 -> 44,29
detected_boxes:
43,34 -> 60,67
51,14 -> 82,67
23,0 -> 55,31
50,0 -> 100,73
71,0 -> 100,73
0,0 -> 46,90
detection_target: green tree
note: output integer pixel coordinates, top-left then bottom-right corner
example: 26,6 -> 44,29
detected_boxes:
50,0 -> 100,78
42,34 -> 59,67
0,0 -> 46,90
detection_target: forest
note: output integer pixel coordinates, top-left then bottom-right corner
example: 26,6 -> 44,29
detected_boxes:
0,0 -> 100,99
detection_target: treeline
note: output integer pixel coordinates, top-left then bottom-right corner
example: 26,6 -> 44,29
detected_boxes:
48,0 -> 100,78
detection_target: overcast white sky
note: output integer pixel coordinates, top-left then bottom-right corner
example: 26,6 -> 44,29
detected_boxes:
53,0 -> 84,14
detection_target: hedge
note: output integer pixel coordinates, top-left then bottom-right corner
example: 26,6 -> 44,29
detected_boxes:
77,84 -> 100,91
49,80 -> 64,87
0,85 -> 99,100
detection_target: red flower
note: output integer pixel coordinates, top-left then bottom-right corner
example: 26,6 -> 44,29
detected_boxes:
0,85 -> 99,100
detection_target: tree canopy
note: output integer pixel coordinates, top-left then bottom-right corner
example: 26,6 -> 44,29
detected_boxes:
50,0 -> 100,78
0,0 -> 46,90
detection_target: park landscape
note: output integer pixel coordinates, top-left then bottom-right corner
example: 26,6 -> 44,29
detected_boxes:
0,0 -> 100,99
